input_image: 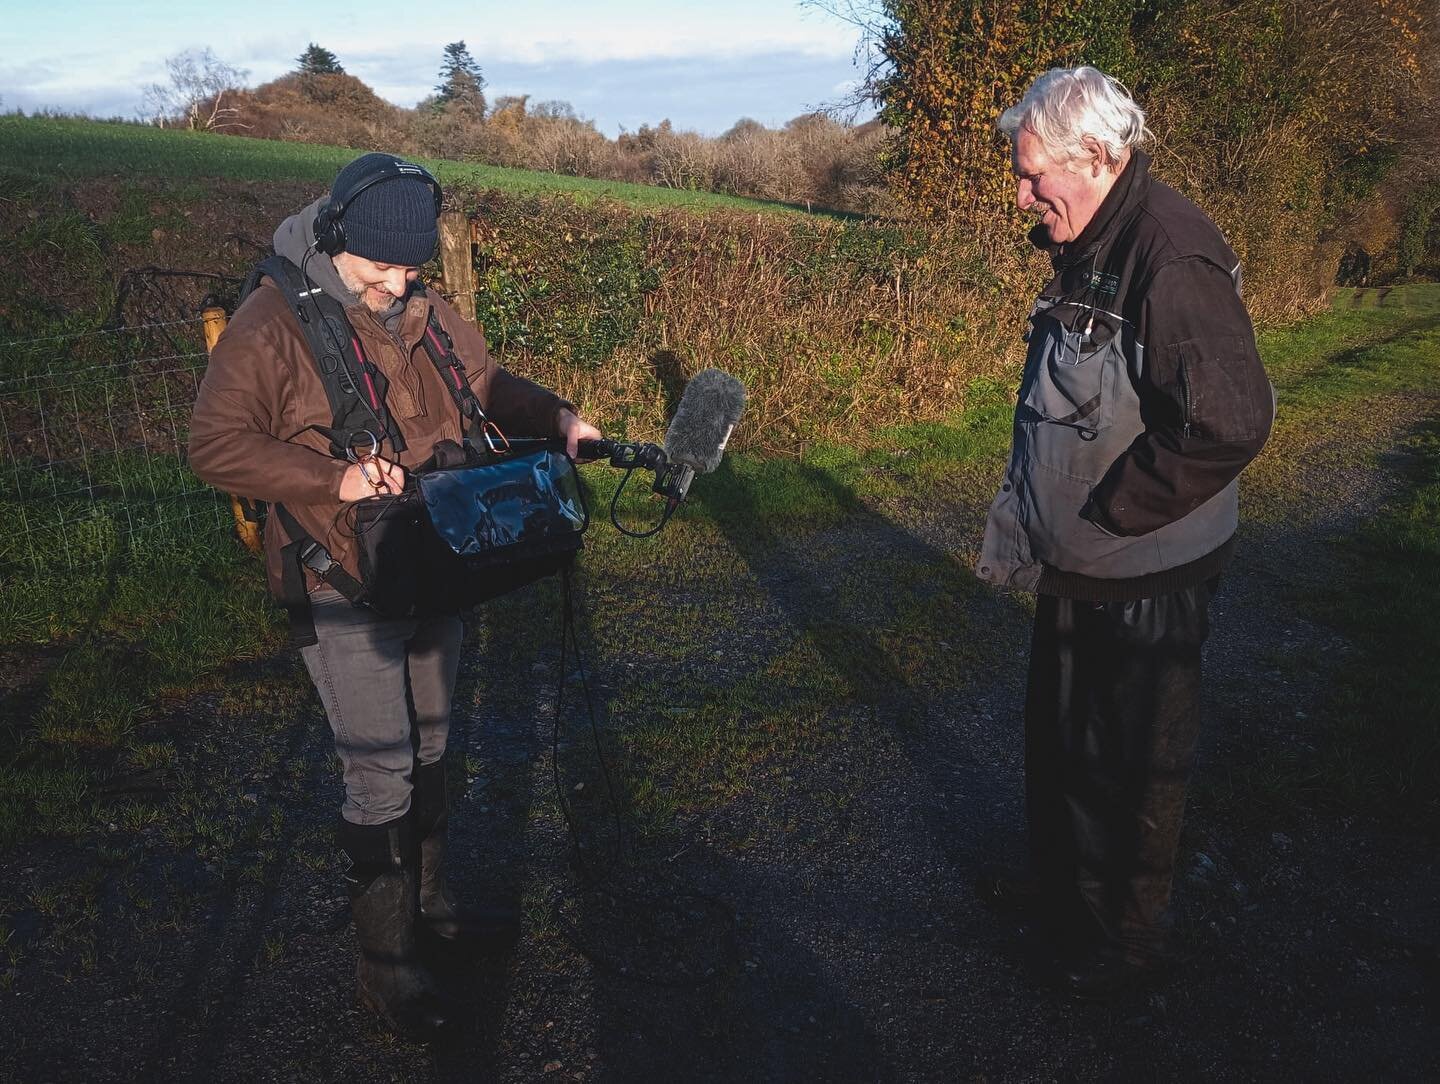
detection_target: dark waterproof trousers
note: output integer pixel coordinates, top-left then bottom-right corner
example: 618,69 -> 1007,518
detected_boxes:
1024,579 -> 1216,962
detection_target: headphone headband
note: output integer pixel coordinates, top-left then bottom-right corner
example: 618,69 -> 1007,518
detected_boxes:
313,157 -> 443,258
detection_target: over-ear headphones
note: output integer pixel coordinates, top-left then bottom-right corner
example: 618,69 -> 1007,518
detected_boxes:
312,157 -> 443,257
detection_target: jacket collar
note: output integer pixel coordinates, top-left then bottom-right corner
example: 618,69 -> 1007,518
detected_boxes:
1031,149 -> 1152,270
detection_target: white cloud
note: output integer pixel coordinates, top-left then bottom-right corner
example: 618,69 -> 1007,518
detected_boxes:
325,4 -> 856,68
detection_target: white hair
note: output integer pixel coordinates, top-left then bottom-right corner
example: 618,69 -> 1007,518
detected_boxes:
997,67 -> 1149,167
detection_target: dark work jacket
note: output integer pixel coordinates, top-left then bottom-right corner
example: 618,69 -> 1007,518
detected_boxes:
976,151 -> 1274,601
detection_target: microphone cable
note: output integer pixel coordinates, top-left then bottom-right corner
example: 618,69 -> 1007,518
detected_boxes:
546,563 -> 741,988
606,467 -> 679,538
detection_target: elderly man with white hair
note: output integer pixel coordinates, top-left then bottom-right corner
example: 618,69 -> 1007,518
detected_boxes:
974,67 -> 1274,997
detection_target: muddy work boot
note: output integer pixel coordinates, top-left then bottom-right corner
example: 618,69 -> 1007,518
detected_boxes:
412,755 -> 520,944
339,816 -> 454,1042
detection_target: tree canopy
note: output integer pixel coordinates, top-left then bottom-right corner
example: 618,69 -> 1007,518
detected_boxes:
296,43 -> 344,76
434,41 -> 486,117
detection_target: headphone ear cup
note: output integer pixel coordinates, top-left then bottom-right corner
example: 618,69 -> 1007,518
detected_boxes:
313,202 -> 344,255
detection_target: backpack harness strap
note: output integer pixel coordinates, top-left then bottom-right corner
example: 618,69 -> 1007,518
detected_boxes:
251,254 -> 408,460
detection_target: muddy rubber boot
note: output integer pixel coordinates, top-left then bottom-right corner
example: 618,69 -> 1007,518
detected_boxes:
339,815 -> 454,1041
413,755 -> 520,944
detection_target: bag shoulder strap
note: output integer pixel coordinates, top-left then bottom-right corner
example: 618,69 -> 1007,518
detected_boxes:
418,308 -> 489,444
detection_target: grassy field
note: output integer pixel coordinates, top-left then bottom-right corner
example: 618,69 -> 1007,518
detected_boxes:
0,116 -> 808,215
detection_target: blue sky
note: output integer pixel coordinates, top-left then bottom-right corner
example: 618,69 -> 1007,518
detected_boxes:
0,0 -> 875,135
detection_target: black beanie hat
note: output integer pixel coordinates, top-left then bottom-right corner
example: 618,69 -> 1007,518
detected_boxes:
329,153 -> 439,266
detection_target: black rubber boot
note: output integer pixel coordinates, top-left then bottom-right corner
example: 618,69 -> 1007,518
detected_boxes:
413,754 -> 520,944
339,815 -> 454,1042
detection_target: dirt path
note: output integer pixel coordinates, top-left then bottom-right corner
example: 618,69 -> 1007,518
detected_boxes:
4,367 -> 1439,1082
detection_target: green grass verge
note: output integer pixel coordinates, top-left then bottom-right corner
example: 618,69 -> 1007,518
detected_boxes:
0,509 -> 286,847
0,116 -> 813,216
1261,284 -> 1440,407
1302,418 -> 1440,826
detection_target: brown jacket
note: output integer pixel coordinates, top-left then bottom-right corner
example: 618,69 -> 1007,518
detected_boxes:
189,279 -> 570,599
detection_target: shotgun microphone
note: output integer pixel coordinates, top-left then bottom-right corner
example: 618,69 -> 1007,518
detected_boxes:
655,368 -> 746,501
572,369 -> 745,536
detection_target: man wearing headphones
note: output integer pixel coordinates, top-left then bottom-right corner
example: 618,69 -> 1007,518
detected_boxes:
189,153 -> 600,1040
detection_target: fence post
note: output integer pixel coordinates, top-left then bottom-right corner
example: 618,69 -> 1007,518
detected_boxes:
438,211 -> 477,323
201,304 -> 264,555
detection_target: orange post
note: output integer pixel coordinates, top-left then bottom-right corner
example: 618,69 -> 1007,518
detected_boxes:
201,305 -> 264,555
201,305 -> 228,352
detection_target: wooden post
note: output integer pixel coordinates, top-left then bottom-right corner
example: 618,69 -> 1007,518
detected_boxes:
201,304 -> 264,555
438,211 -> 477,323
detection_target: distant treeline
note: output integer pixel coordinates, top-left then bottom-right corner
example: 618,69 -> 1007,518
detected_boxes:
15,2 -> 1440,327
127,41 -> 891,216
114,4 -> 1440,300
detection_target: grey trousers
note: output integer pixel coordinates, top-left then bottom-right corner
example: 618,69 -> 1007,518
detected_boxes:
300,588 -> 464,826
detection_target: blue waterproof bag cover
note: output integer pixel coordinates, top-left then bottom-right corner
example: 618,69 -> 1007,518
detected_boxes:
418,449 -> 587,563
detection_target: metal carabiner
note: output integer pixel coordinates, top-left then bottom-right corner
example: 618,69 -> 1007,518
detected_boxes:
344,430 -> 388,491
481,419 -> 511,455
344,429 -> 381,464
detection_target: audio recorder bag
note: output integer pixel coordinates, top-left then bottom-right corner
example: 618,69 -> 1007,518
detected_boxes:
282,442 -> 588,627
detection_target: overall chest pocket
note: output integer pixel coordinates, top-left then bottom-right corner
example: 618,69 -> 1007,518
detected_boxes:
1017,306 -> 1120,438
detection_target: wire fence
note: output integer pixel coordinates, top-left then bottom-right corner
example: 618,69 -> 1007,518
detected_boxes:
0,315 -> 231,576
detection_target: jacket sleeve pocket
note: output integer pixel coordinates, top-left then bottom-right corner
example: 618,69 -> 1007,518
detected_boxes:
1169,335 -> 1269,444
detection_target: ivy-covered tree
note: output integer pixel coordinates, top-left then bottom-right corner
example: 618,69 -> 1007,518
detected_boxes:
823,0 -> 1436,276
296,43 -> 344,76
434,41 -> 486,118
851,0 -> 1146,220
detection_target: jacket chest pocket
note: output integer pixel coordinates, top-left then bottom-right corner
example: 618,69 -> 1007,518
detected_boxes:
1018,307 -> 1119,438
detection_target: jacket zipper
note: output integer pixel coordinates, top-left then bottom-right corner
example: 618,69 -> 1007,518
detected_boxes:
360,307 -> 423,418
1178,359 -> 1193,438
